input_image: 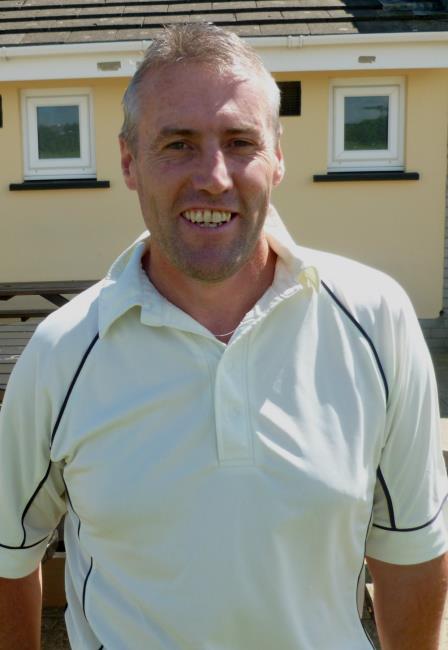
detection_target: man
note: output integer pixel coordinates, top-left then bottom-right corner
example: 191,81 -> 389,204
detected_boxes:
0,23 -> 447,650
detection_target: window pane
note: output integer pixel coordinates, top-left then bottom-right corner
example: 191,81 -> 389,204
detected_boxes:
37,105 -> 80,159
344,96 -> 389,151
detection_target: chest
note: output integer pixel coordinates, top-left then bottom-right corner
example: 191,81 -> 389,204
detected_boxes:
53,303 -> 386,545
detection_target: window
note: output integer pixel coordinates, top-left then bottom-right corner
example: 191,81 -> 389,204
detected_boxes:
329,78 -> 405,172
22,89 -> 95,180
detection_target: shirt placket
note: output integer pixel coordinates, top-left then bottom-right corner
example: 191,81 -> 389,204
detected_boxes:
214,334 -> 254,466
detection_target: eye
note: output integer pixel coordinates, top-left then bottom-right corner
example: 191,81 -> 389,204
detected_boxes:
229,139 -> 253,148
165,141 -> 190,151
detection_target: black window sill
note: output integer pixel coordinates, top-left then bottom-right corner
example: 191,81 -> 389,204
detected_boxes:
313,171 -> 420,182
9,179 -> 111,191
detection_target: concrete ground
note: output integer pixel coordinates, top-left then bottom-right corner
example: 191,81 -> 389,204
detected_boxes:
41,349 -> 448,649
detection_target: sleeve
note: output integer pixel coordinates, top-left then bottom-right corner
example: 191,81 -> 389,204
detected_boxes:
0,330 -> 67,578
366,286 -> 448,565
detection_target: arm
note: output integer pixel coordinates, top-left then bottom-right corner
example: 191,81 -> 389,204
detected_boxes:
0,566 -> 42,650
366,553 -> 448,650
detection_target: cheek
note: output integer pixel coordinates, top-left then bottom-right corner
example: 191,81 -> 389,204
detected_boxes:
238,159 -> 267,183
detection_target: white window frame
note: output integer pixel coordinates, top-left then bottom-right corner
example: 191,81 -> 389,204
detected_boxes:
22,88 -> 96,180
328,77 -> 405,172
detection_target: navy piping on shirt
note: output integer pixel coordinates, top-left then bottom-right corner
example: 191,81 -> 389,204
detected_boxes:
321,281 -> 447,532
373,479 -> 448,532
62,474 -> 82,538
82,556 -> 94,618
357,505 -> 376,649
321,280 -> 389,404
81,556 -> 102,650
50,332 -> 100,447
0,332 -> 100,550
0,460 -> 52,549
375,467 -> 396,529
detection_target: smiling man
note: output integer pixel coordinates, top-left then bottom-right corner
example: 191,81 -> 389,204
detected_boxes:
119,40 -> 284,337
1,24 -> 447,650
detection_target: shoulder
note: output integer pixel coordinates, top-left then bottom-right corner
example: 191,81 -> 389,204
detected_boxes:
300,246 -> 413,322
298,248 -> 423,389
32,281 -> 102,352
2,282 -> 104,422
10,282 -> 103,391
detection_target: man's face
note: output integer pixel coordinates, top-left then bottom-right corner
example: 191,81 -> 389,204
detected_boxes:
120,62 -> 284,283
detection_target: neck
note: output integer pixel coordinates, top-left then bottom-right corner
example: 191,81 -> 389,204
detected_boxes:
143,241 -> 277,342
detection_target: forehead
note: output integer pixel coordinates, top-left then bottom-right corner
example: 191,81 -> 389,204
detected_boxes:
137,62 -> 272,134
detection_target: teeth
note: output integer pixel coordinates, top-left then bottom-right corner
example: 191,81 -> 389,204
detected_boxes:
183,209 -> 232,226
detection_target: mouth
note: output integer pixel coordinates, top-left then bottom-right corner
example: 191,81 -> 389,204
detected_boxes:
181,209 -> 235,228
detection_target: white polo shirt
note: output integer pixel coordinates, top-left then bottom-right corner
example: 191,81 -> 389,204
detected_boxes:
1,208 -> 447,650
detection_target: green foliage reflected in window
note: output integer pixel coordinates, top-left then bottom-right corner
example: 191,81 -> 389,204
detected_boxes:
344,96 -> 389,151
37,105 -> 80,159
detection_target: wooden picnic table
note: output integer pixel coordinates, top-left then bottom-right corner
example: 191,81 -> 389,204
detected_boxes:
0,281 -> 96,399
0,281 -> 96,306
0,280 -> 97,319
0,322 -> 41,401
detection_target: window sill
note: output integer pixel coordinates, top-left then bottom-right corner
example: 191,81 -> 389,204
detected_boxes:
313,171 -> 420,182
9,179 -> 111,191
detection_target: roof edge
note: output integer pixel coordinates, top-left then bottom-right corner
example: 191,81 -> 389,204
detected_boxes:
1,32 -> 447,80
1,30 -> 447,59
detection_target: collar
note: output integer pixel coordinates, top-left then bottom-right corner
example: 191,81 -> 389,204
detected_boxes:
98,205 -> 320,338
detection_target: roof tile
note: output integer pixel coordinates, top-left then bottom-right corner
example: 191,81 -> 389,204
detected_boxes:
122,5 -> 168,13
0,0 -> 446,47
282,9 -> 331,19
20,30 -> 71,43
309,19 -> 358,31
0,32 -> 25,44
236,10 -> 283,20
260,21 -> 311,33
168,3 -> 214,11
213,1 -> 257,8
65,28 -> 118,41
228,22 -> 262,34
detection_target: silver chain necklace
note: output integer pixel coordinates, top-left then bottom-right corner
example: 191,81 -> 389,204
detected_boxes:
214,327 -> 237,338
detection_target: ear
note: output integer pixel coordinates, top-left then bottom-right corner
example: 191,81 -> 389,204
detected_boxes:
273,141 -> 285,187
119,137 -> 137,191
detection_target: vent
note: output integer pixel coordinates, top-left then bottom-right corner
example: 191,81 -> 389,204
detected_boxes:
97,61 -> 121,71
278,82 -> 301,117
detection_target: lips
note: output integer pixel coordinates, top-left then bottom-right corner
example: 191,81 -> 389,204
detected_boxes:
182,209 -> 234,228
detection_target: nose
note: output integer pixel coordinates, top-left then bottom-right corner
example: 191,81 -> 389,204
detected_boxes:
192,147 -> 233,195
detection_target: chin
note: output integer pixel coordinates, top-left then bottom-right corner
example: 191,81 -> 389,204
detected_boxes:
178,259 -> 244,283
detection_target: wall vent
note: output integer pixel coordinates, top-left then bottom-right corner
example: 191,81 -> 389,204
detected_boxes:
278,81 -> 301,117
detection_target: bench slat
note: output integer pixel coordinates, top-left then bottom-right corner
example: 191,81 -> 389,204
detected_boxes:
0,346 -> 29,354
0,321 -> 39,400
0,281 -> 96,297
0,309 -> 54,319
0,336 -> 31,349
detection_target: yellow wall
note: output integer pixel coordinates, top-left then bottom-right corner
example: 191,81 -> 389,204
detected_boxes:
1,69 -> 447,316
0,78 -> 141,282
274,69 -> 448,318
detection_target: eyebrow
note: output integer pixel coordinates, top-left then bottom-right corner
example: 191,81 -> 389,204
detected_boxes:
153,125 -> 261,146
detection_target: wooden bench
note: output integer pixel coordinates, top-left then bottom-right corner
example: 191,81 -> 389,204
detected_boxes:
0,282 -> 96,400
0,281 -> 96,320
0,321 -> 42,402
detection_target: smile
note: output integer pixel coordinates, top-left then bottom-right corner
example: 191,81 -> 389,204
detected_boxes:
182,209 -> 234,228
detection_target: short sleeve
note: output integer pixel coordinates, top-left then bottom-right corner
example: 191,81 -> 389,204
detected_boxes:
366,288 -> 448,564
0,331 -> 66,578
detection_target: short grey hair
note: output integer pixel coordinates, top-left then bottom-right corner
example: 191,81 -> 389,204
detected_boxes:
119,23 -> 281,153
